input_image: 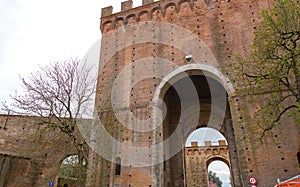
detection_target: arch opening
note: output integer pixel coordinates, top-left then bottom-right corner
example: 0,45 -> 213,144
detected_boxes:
185,127 -> 232,187
208,161 -> 232,187
58,155 -> 87,187
156,68 -> 241,187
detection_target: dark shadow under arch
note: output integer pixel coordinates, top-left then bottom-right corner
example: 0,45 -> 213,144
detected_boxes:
158,69 -> 241,186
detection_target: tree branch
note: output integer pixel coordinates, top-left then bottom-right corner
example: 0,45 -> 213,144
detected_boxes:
260,104 -> 297,139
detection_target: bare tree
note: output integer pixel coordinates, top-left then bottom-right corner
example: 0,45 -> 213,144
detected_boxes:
2,58 -> 96,185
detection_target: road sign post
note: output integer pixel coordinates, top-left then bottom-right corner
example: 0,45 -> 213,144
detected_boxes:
248,176 -> 257,185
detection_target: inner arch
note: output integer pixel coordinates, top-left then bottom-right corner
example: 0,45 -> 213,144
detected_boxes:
152,66 -> 241,187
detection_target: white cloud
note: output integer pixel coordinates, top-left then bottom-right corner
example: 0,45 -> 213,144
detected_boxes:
209,161 -> 232,186
0,0 -> 143,106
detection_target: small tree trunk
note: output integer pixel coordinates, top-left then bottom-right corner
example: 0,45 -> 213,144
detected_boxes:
76,150 -> 84,187
295,74 -> 300,103
291,55 -> 300,103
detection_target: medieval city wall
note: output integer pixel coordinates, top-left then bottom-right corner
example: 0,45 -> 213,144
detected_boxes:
185,141 -> 230,187
1,0 -> 299,187
91,0 -> 300,186
0,115 -> 77,187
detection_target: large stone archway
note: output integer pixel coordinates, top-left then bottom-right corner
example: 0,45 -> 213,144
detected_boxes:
1,1 -> 300,186
152,66 -> 242,186
87,0 -> 300,186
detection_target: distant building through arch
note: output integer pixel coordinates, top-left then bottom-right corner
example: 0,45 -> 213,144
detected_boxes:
185,140 -> 230,186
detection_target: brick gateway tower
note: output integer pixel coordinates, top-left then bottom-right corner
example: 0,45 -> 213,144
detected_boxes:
86,0 -> 300,187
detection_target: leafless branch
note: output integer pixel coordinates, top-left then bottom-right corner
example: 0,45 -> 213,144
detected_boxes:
3,58 -> 96,163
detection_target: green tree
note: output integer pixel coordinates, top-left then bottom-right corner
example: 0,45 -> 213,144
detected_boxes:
59,155 -> 87,186
208,171 -> 222,187
229,0 -> 300,138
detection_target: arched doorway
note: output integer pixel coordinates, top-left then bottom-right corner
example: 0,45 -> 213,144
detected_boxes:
153,65 -> 241,187
208,161 -> 232,187
58,155 -> 87,187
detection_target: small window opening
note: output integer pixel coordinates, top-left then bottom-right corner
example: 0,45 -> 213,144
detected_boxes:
115,157 -> 121,175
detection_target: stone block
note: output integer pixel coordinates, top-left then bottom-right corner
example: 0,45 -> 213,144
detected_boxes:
142,0 -> 154,5
121,0 -> 133,12
101,6 -> 113,18
219,140 -> 226,146
191,142 -> 198,147
204,141 -> 212,146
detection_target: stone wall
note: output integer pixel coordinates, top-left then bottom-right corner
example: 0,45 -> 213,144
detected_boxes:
91,0 -> 300,186
185,141 -> 230,187
0,154 -> 38,187
0,115 -> 77,187
2,0 -> 297,187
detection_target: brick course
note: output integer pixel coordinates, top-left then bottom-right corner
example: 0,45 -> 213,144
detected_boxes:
90,0 -> 300,186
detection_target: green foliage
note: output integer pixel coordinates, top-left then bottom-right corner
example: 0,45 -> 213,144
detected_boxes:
59,155 -> 87,185
208,171 -> 223,187
250,0 -> 299,88
228,0 -> 300,138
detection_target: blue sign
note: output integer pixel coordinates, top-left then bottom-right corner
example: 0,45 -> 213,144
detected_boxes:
49,181 -> 54,186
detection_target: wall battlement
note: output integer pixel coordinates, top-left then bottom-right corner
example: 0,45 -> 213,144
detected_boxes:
185,140 -> 230,186
100,0 -> 232,32
189,140 -> 227,147
102,0 -> 155,18
92,0 -> 300,186
185,141 -> 229,157
101,0 -> 231,18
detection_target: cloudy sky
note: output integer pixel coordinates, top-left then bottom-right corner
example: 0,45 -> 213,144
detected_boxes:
209,161 -> 232,187
0,0 -> 145,104
186,127 -> 227,146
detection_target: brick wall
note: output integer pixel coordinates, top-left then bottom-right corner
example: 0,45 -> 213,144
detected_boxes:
91,0 -> 300,186
185,141 -> 230,187
0,115 -> 77,187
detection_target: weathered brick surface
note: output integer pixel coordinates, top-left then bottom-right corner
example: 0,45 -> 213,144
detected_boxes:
185,141 -> 230,187
91,0 -> 300,187
1,0 -> 299,187
230,94 -> 300,186
121,0 -> 133,12
0,154 -> 38,187
0,115 -> 77,187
